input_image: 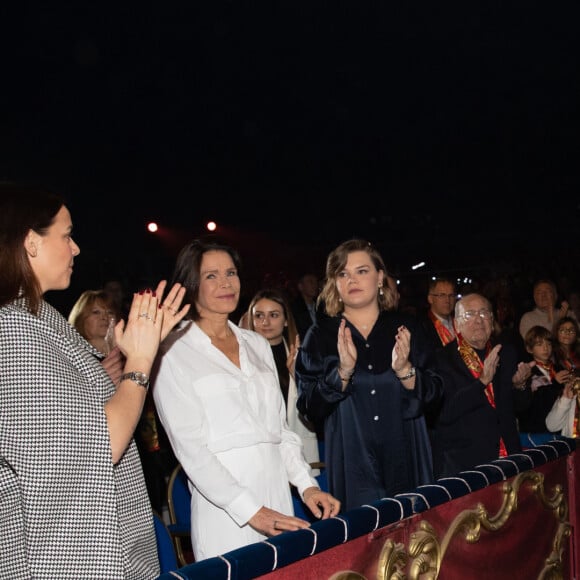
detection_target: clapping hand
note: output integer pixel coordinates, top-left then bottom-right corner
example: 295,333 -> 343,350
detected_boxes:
286,334 -> 300,377
157,280 -> 191,340
480,344 -> 502,385
337,318 -> 357,381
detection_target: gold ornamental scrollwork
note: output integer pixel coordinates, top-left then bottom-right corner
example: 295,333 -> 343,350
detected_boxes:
375,469 -> 571,580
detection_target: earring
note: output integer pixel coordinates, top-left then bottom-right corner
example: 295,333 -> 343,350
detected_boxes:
338,297 -> 342,302
379,285 -> 384,296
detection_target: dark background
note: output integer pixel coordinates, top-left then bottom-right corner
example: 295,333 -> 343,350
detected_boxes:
2,3 -> 579,314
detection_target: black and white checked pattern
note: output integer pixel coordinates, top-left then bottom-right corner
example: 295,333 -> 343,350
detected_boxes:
0,299 -> 159,579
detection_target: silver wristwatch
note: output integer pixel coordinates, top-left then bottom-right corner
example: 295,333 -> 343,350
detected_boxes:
119,371 -> 150,390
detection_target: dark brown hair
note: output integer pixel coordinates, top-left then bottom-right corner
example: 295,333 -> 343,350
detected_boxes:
0,182 -> 65,314
170,238 -> 242,322
246,288 -> 298,346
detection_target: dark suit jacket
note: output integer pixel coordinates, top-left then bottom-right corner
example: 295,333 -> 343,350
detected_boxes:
428,339 -> 522,479
512,365 -> 563,433
417,311 -> 449,352
291,295 -> 317,340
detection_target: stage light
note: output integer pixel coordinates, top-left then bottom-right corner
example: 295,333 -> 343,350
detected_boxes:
206,221 -> 217,232
147,222 -> 159,233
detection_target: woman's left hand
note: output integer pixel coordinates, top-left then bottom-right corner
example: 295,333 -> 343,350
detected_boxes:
302,486 -> 341,519
286,334 -> 300,376
157,281 -> 191,340
391,325 -> 412,374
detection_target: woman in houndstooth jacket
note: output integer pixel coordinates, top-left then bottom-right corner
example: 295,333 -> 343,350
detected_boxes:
0,183 -> 189,579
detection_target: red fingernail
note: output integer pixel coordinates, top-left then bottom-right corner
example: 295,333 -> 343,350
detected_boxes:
138,290 -> 144,295
152,291 -> 157,297
145,288 -> 151,294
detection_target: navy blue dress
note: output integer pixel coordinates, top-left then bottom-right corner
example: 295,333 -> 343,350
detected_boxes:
295,311 -> 443,512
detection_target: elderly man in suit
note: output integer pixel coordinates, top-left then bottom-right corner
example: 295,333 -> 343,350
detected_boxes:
428,293 -> 531,478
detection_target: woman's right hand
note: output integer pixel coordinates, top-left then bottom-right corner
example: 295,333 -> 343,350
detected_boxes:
337,318 -> 357,374
114,282 -> 189,365
248,506 -> 310,537
286,334 -> 300,377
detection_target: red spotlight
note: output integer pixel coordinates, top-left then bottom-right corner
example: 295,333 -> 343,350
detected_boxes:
147,222 -> 159,233
206,221 -> 217,232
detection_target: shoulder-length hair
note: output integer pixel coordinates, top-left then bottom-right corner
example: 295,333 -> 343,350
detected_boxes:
553,316 -> 580,361
246,288 -> 298,346
0,182 -> 65,315
68,290 -> 115,340
318,238 -> 395,317
170,237 -> 242,322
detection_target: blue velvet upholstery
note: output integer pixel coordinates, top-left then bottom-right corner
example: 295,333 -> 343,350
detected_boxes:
156,439 -> 575,580
152,510 -> 178,574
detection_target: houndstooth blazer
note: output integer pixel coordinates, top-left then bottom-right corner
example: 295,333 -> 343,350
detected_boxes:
0,298 -> 159,579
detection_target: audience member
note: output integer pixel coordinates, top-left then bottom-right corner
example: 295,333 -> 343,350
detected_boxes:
428,293 -> 528,478
295,239 -> 442,511
545,370 -> 580,439
513,326 -> 564,447
68,289 -> 118,355
553,316 -> 580,375
519,279 -> 575,339
152,238 -> 339,561
0,182 -> 189,578
419,277 -> 457,350
246,288 -> 321,471
290,272 -> 320,340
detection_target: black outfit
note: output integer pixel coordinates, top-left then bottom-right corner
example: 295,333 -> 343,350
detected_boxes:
296,311 -> 442,512
135,393 -> 178,514
513,366 -> 564,433
271,341 -> 290,406
417,310 -> 450,352
428,339 -> 522,479
291,295 -> 317,340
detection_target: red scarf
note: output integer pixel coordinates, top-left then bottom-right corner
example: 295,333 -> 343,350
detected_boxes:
561,352 -> 580,372
429,310 -> 455,346
535,359 -> 556,381
457,333 -> 508,458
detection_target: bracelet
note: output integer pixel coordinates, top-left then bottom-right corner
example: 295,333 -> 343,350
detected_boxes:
119,371 -> 150,390
338,367 -> 354,382
396,366 -> 416,381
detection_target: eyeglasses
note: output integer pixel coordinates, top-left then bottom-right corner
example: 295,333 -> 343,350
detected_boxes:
558,328 -> 577,334
430,293 -> 457,300
460,309 -> 493,321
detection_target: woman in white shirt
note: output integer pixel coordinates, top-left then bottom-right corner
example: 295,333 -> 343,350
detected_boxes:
152,239 -> 339,561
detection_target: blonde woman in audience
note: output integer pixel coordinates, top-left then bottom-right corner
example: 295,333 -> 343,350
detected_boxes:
68,289 -> 118,355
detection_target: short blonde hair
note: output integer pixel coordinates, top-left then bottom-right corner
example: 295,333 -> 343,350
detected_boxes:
68,290 -> 115,340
